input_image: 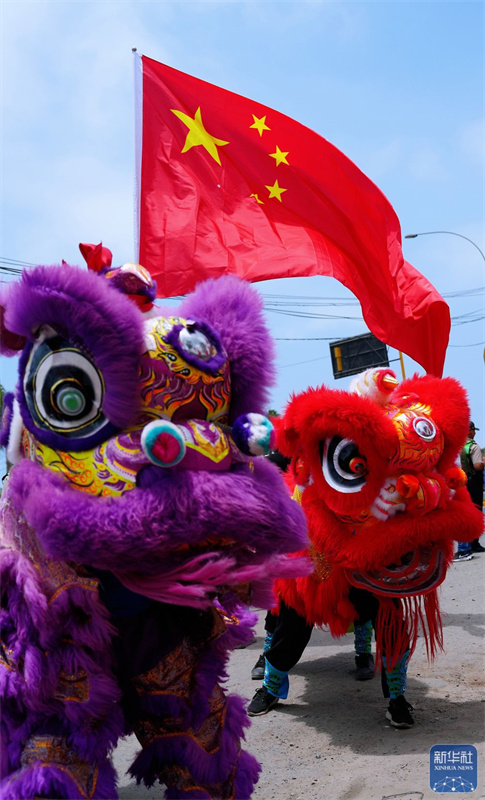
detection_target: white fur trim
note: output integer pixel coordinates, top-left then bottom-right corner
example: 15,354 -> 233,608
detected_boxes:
6,399 -> 24,466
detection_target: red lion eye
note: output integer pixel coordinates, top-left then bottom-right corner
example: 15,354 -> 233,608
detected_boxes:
349,457 -> 367,475
321,436 -> 368,493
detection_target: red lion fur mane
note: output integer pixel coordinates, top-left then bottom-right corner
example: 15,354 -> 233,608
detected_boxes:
274,369 -> 483,667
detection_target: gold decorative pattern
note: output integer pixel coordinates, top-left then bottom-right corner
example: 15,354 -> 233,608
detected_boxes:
134,683 -> 228,754
54,668 -> 90,703
0,500 -> 100,608
17,735 -> 99,799
132,639 -> 196,701
0,645 -> 16,672
308,544 -> 333,582
386,401 -> 444,472
186,420 -> 231,462
155,761 -> 238,800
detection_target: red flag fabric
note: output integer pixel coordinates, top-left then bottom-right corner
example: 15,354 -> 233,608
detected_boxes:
136,54 -> 450,376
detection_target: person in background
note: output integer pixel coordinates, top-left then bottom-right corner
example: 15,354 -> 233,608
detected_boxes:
454,421 -> 485,561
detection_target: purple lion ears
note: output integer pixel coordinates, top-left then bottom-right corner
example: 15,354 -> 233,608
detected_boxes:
77,243 -> 277,418
79,242 -> 157,313
0,305 -> 26,355
1,246 -> 277,422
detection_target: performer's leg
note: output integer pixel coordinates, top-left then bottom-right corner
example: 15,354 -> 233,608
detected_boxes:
265,601 -> 314,673
349,587 -> 378,681
350,590 -> 414,728
129,605 -> 260,800
0,669 -> 121,800
377,597 -> 414,728
382,649 -> 411,699
0,580 -> 122,800
353,619 -> 375,680
248,602 -> 313,715
251,610 -> 277,680
383,649 -> 414,728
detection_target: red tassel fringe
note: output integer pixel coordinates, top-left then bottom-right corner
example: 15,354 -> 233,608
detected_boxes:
375,589 -> 443,670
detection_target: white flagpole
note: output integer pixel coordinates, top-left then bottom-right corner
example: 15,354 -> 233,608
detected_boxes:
132,48 -> 143,263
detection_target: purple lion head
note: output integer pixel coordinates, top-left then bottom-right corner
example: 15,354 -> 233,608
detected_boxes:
0,259 -> 308,600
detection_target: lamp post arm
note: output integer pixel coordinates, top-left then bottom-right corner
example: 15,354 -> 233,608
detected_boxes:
404,231 -> 485,263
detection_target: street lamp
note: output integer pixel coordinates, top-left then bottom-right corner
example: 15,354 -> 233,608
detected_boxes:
404,231 -> 485,263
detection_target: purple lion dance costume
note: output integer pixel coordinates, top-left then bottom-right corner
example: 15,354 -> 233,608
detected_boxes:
0,249 -> 309,800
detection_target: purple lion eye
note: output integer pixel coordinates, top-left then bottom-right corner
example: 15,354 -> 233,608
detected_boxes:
22,331 -> 112,444
178,325 -> 215,361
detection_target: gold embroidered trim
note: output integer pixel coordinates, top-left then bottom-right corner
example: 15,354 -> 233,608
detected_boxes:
18,735 -> 99,799
308,544 -> 333,582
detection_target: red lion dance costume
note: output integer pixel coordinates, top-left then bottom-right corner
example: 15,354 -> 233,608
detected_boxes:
249,367 -> 483,726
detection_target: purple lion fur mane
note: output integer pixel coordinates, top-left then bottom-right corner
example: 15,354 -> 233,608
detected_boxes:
7,457 -> 307,577
0,263 -> 309,799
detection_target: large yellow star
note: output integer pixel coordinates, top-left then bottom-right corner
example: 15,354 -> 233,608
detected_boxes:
250,114 -> 271,136
265,180 -> 287,202
172,107 -> 229,165
269,146 -> 289,167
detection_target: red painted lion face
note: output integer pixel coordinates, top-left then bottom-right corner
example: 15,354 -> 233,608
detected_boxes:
278,368 -> 478,600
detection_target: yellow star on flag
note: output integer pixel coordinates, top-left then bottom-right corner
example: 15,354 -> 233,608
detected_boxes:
250,114 -> 271,136
269,146 -> 289,166
172,107 -> 229,165
265,180 -> 287,202
250,193 -> 264,204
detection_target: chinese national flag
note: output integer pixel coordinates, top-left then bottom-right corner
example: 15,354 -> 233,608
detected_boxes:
136,54 -> 450,376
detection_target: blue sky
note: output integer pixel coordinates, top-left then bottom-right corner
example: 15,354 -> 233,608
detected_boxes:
1,1 -> 484,473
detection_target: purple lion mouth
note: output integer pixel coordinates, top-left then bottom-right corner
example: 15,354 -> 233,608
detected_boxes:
348,545 -> 447,597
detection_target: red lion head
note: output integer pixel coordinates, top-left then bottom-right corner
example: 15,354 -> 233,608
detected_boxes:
274,368 -> 483,662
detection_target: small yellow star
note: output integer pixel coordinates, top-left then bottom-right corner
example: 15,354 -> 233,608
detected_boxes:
172,107 -> 229,165
265,180 -> 287,202
250,114 -> 271,137
250,193 -> 264,204
269,146 -> 289,167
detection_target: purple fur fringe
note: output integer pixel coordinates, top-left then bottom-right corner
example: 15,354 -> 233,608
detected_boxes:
0,759 -> 117,800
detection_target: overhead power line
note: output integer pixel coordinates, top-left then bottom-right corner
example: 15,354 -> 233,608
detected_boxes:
1,255 -> 484,339
0,257 -> 38,267
0,266 -> 23,275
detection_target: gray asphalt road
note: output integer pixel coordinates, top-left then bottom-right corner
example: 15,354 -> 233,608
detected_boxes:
114,543 -> 485,800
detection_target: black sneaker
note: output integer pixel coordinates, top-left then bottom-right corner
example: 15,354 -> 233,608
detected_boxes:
453,551 -> 474,562
251,654 -> 266,680
471,541 -> 485,553
248,686 -> 279,716
355,653 -> 375,681
386,695 -> 414,728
